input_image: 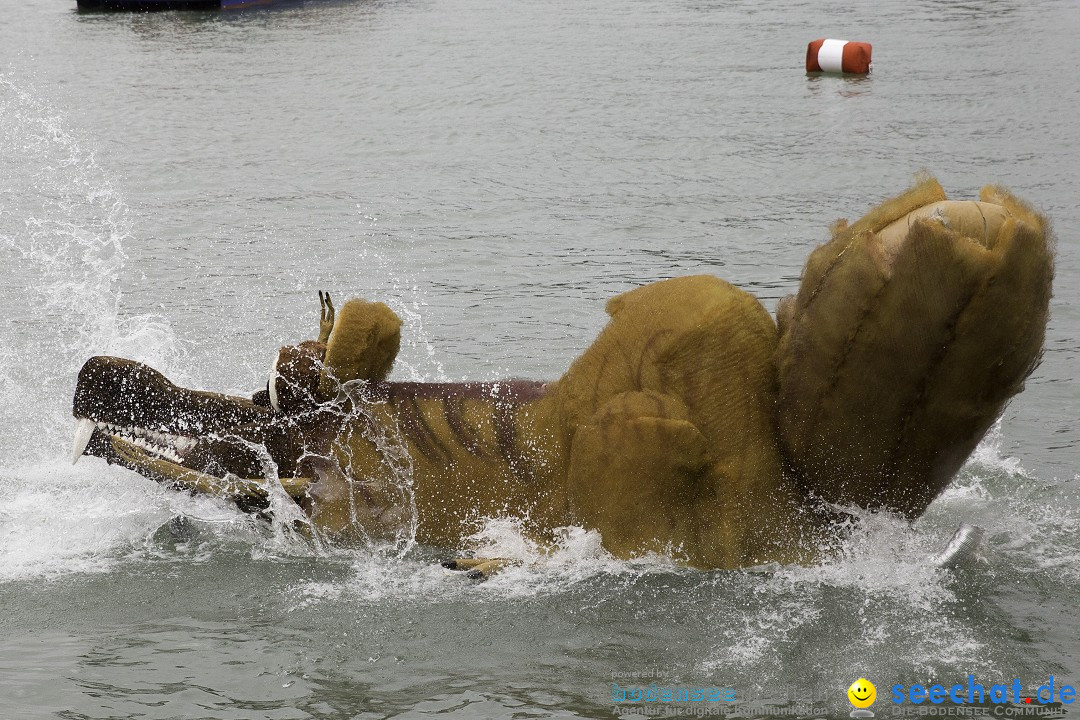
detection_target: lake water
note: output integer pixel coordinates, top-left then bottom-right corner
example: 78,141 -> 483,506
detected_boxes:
2,0 -> 1079,717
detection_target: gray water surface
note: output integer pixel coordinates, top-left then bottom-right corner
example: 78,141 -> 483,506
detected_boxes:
2,0 -> 1079,717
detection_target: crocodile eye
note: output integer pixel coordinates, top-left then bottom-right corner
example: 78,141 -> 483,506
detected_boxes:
267,353 -> 280,413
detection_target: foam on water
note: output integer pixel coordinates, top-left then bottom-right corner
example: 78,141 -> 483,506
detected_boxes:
931,422 -> 1080,587
290,517 -> 682,607
0,458 -> 280,582
693,426 -> 1075,690
0,462 -> 166,581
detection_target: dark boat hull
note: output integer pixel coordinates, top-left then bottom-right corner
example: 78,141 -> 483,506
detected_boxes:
77,0 -> 279,10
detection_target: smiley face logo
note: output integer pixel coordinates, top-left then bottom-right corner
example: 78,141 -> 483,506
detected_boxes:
848,678 -> 876,708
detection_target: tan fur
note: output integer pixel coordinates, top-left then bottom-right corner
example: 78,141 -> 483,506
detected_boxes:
319,299 -> 401,396
776,180 -> 1054,516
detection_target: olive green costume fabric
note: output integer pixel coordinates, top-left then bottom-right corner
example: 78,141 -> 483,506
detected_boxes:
306,179 -> 1052,566
554,276 -> 824,567
776,179 -> 1053,516
320,299 -> 401,397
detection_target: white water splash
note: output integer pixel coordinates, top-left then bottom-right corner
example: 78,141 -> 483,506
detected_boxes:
696,427 -> 1049,687
0,459 -> 268,582
0,75 -> 197,580
353,210 -> 447,382
292,517 -> 679,606
0,74 -> 188,462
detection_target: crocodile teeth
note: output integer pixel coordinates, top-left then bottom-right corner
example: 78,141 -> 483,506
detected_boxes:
174,437 -> 197,453
72,418 -> 96,465
72,418 -> 195,466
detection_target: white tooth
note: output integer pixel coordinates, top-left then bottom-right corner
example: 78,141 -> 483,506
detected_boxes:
72,418 -> 95,465
268,352 -> 281,413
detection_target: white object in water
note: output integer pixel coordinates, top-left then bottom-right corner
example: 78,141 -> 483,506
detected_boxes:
932,524 -> 987,568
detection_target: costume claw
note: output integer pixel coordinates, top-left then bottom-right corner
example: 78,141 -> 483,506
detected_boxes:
441,557 -> 518,580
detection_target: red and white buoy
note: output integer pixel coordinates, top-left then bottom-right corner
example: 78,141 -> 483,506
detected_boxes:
805,38 -> 872,74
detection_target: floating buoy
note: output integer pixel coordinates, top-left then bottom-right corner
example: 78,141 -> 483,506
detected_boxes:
806,38 -> 873,74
